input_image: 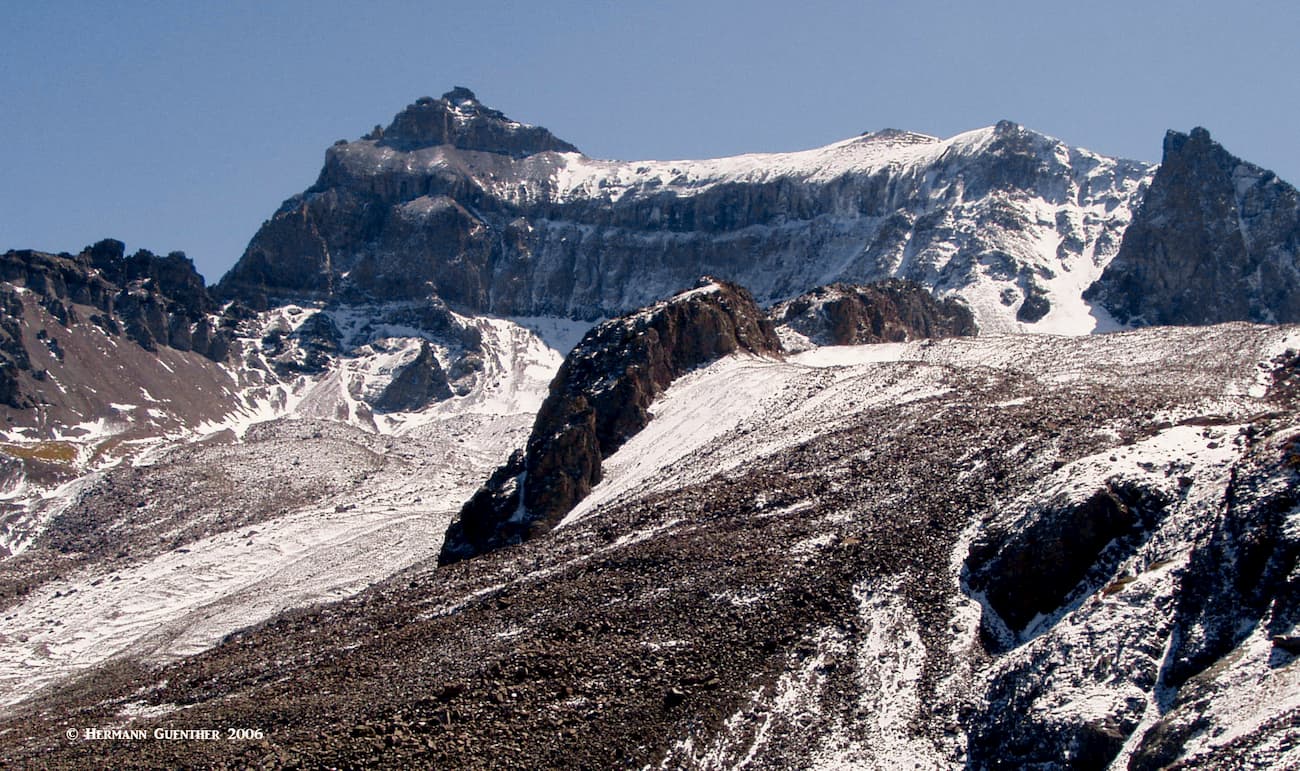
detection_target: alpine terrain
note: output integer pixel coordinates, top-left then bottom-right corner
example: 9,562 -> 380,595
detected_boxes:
0,89 -> 1298,769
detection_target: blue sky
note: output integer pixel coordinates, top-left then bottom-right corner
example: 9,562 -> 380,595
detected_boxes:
4,1 -> 1297,283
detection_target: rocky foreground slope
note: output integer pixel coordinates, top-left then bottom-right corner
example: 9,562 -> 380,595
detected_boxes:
0,251 -> 967,714
1,320 -> 1297,769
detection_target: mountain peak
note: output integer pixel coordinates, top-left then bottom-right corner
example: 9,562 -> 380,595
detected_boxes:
375,89 -> 579,158
441,86 -> 478,104
1163,126 -> 1216,156
1088,126 -> 1300,325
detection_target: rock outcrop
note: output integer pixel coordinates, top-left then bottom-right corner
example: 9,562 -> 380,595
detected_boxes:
0,241 -> 238,411
0,240 -> 228,361
440,278 -> 781,563
1086,127 -> 1300,325
966,482 -> 1170,642
371,341 -> 453,412
376,87 -> 579,157
770,279 -> 976,349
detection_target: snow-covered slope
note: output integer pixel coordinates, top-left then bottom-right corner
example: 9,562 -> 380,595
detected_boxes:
4,322 -> 1298,769
0,307 -> 588,708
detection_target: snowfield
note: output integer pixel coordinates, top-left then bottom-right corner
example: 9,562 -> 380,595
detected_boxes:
0,312 -> 584,708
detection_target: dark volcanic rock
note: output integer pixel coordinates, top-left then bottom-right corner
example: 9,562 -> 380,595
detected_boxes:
440,278 -> 781,563
372,341 -> 453,412
770,279 -> 976,346
441,449 -> 527,560
214,90 -> 577,310
1086,127 -> 1300,325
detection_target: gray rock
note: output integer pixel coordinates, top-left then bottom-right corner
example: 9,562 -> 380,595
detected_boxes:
215,94 -> 1152,330
770,279 -> 976,346
371,341 -> 453,412
1087,127 -> 1300,325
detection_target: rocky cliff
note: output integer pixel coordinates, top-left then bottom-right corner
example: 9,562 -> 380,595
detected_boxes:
374,87 -> 579,157
441,278 -> 781,563
216,93 -> 1153,333
0,239 -> 230,364
0,240 -> 239,414
770,279 -> 976,349
1087,127 -> 1300,325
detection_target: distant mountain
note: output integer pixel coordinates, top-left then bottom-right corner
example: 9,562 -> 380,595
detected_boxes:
217,90 -> 1154,334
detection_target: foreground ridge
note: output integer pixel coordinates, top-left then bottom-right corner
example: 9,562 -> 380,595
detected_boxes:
2,322 -> 1298,768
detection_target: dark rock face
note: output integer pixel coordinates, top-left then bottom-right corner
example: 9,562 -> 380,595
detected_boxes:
1155,389 -> 1300,698
263,311 -> 341,377
0,242 -> 235,411
215,90 -> 577,310
0,240 -> 227,360
441,449 -> 527,562
1086,127 -> 1300,325
770,280 -> 976,346
440,278 -> 781,563
371,341 -> 453,412
0,291 -> 32,408
379,88 -> 579,157
1015,286 -> 1051,323
966,482 -> 1170,642
215,94 -> 1150,329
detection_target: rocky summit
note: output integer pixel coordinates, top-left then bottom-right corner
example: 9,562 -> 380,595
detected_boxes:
1,92 -> 1300,770
1087,127 -> 1300,326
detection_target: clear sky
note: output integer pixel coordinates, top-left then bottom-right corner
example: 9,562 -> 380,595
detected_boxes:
4,1 -> 1298,283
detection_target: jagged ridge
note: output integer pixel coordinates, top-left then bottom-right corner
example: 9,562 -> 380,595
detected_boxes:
215,93 -> 1153,333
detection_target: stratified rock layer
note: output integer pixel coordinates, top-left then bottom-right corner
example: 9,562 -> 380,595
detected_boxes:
216,95 -> 1152,332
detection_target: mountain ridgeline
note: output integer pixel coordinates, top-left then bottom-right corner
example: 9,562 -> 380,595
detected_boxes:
215,90 -> 1153,332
